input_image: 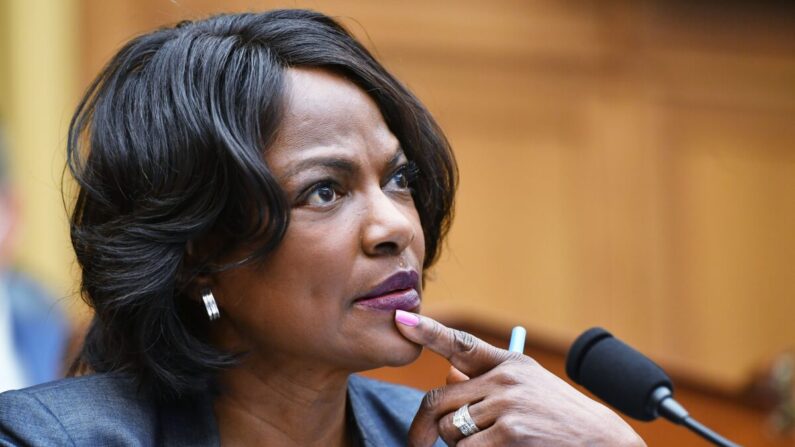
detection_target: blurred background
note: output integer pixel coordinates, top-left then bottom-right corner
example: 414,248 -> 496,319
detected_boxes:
1,0 -> 793,445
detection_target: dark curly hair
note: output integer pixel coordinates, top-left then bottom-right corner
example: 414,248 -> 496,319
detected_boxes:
68,9 -> 457,399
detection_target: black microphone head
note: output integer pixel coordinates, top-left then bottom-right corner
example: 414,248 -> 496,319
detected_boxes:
566,327 -> 673,421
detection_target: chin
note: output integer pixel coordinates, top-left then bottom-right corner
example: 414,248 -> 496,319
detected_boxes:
380,341 -> 423,367
349,334 -> 423,372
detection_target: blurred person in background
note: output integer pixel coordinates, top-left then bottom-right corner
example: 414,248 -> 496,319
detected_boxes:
0,129 -> 70,393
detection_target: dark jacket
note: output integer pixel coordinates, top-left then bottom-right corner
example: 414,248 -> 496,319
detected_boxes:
0,373 -> 443,446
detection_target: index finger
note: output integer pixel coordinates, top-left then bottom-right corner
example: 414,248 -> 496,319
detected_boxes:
395,310 -> 514,378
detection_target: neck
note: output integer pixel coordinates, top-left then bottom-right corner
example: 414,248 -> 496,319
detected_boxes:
213,354 -> 354,447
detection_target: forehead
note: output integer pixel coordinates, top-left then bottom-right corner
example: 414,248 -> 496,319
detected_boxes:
266,68 -> 399,169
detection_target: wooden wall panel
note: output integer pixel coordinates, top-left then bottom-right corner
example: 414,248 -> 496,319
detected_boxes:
2,0 -> 78,294
75,0 -> 795,397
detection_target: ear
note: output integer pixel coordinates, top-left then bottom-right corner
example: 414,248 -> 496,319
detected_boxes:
181,240 -> 216,302
186,275 -> 214,303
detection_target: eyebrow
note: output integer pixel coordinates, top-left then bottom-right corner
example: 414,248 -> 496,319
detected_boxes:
281,148 -> 405,181
283,157 -> 355,181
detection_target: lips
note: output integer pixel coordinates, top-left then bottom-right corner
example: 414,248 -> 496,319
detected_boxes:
354,270 -> 420,311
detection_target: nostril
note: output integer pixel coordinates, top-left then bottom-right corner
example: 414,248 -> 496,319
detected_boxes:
373,241 -> 400,256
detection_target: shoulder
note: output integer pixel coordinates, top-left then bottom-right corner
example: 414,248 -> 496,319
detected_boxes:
0,374 -> 157,446
348,375 -> 444,447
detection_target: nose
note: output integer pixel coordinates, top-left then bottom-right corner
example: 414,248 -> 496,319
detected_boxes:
360,188 -> 416,257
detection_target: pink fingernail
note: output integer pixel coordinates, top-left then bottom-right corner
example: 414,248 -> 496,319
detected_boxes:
395,310 -> 420,327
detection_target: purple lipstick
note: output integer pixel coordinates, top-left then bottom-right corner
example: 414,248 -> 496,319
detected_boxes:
355,270 -> 420,311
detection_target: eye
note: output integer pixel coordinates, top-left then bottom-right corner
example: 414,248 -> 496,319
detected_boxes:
385,161 -> 419,191
304,182 -> 341,206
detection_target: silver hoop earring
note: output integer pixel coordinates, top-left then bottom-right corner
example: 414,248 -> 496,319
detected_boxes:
201,289 -> 220,321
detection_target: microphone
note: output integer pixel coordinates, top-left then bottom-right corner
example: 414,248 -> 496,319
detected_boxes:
565,327 -> 740,447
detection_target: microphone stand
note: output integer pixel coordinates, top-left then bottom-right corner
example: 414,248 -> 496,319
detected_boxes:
651,387 -> 741,447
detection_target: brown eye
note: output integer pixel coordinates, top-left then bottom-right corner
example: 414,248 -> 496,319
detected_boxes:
392,172 -> 409,189
385,162 -> 418,192
306,183 -> 339,206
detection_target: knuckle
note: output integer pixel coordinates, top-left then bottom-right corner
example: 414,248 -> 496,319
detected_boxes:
496,415 -> 527,440
488,393 -> 515,411
518,353 -> 539,367
420,387 -> 446,413
426,320 -> 446,345
494,367 -> 522,386
507,351 -> 531,364
494,417 -> 519,441
499,351 -> 535,368
452,330 -> 478,355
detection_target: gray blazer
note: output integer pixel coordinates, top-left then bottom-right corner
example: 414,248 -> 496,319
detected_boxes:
0,373 -> 444,446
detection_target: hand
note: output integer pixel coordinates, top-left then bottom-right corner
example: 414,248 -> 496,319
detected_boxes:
394,311 -> 646,447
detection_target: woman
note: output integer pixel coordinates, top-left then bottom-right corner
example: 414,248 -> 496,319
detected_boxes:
0,10 -> 644,446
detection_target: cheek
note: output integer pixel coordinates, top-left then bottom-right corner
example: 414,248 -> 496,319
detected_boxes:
408,208 -> 426,262
249,216 -> 360,311
217,221 -> 357,316
275,217 -> 358,272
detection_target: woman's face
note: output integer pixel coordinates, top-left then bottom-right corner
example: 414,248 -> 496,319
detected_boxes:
211,68 -> 425,371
